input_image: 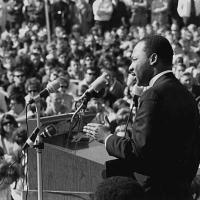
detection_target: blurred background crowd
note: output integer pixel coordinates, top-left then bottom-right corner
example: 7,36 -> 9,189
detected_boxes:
0,0 -> 200,199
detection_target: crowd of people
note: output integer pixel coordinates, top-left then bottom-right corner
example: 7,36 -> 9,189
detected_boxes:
0,0 -> 199,199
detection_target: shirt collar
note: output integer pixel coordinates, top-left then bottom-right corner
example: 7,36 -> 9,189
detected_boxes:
149,70 -> 172,87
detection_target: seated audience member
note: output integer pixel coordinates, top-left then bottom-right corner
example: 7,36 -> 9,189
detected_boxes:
95,176 -> 144,200
180,72 -> 200,99
45,92 -> 69,116
7,68 -> 26,98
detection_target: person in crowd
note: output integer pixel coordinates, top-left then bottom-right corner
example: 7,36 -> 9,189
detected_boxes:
95,176 -> 144,200
129,0 -> 148,27
6,94 -> 26,120
173,62 -> 186,80
151,0 -> 169,26
0,90 -> 8,117
65,37 -> 84,67
167,0 -> 183,28
57,76 -> 74,112
50,0 -> 76,34
0,145 -> 22,200
73,0 -> 93,35
40,60 -> 55,87
0,114 -> 19,155
78,66 -> 100,96
24,77 -> 41,104
7,67 -> 26,98
177,0 -> 200,26
28,45 -> 44,78
6,0 -> 24,30
179,38 -> 200,68
180,71 -> 200,99
67,58 -> 84,81
111,0 -> 130,28
108,98 -> 132,135
92,0 -> 114,34
83,35 -> 200,200
45,92 -> 69,116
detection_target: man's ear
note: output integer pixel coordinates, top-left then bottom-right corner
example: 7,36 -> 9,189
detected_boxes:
149,53 -> 158,66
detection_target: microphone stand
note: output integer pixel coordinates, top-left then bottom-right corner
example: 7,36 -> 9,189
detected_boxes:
67,97 -> 88,146
35,103 -> 43,200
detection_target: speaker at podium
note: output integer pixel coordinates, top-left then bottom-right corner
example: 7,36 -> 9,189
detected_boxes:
24,112 -> 114,200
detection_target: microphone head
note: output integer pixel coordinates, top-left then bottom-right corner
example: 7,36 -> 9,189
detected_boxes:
41,124 -> 57,138
89,72 -> 110,93
46,77 -> 66,93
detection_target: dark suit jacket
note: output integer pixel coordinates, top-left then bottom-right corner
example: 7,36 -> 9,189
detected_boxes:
106,73 -> 200,198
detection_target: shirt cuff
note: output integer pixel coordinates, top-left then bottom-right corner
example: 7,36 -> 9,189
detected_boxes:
104,134 -> 113,148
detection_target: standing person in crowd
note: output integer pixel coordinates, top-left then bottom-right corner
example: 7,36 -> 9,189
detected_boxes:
129,0 -> 148,27
84,35 -> 200,200
92,0 -> 114,34
111,0 -> 130,28
73,0 -> 93,35
167,0 -> 183,28
50,0 -> 76,34
177,0 -> 200,26
151,0 -> 169,26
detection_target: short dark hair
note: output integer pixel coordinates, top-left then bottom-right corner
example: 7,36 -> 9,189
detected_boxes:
140,35 -> 174,66
95,176 -> 144,200
25,77 -> 41,93
9,94 -> 26,107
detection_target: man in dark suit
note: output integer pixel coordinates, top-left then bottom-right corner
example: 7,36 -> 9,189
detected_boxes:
83,35 -> 200,200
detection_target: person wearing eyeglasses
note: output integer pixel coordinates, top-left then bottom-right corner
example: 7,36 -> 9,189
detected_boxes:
7,68 -> 26,98
24,77 -> 41,104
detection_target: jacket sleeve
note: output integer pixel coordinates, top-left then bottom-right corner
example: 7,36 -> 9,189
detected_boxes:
106,89 -> 158,160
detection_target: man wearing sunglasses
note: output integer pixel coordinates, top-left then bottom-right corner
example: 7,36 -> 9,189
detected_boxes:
7,68 -> 26,98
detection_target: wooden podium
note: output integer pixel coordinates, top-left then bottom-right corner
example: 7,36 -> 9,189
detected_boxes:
23,112 -> 114,200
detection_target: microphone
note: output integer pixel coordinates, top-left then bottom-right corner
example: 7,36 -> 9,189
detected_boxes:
22,124 -> 57,150
28,77 -> 64,104
80,72 -> 110,101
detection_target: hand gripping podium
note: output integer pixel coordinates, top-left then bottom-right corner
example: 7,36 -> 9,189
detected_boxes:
23,112 -> 114,200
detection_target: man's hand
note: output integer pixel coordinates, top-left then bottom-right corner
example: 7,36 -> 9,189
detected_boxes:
83,123 -> 111,143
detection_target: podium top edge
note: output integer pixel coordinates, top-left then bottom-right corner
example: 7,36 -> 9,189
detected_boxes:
28,112 -> 97,124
